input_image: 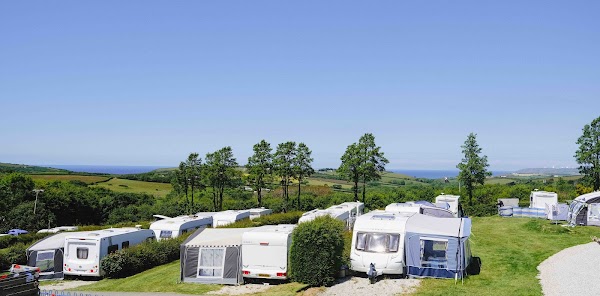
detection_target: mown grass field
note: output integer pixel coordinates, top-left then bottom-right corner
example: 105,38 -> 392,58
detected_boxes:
29,174 -> 110,184
307,171 -> 429,189
91,178 -> 172,197
73,216 -> 600,296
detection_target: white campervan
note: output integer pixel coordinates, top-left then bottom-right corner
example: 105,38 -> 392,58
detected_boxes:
63,228 -> 155,277
241,224 -> 297,280
212,210 -> 251,228
150,214 -> 213,240
248,208 -> 273,220
350,210 -> 415,276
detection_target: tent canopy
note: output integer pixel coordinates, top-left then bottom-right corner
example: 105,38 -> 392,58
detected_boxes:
405,213 -> 471,237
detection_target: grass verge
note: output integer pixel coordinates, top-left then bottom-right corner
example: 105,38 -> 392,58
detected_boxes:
74,261 -> 219,295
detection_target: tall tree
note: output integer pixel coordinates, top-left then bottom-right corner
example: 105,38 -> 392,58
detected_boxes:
358,133 -> 389,202
246,140 -> 273,207
174,161 -> 189,212
575,116 -> 600,190
274,141 -> 297,210
293,143 -> 315,208
338,143 -> 362,201
204,147 -> 240,211
185,153 -> 202,213
457,133 -> 491,205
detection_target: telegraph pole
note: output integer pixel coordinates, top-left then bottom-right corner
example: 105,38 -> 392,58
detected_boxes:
33,189 -> 44,214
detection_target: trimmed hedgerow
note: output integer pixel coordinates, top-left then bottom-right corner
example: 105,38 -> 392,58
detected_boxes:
218,211 -> 303,228
101,235 -> 184,278
289,216 -> 345,287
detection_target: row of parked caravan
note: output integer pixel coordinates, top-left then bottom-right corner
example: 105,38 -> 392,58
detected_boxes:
25,208 -> 274,280
498,190 -> 600,227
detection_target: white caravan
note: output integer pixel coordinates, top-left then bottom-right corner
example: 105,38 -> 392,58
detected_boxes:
435,195 -> 462,217
212,210 -> 251,228
63,228 -> 155,277
241,224 -> 297,280
37,226 -> 78,234
299,202 -> 365,228
298,209 -> 332,223
385,202 -> 422,214
529,190 -> 558,209
150,214 -> 213,240
248,208 -> 273,220
350,210 -> 415,276
386,202 -> 454,218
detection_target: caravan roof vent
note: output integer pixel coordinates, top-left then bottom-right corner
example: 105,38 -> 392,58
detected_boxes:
371,215 -> 395,221
88,233 -> 100,236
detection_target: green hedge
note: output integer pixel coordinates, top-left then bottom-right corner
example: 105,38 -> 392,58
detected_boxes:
0,243 -> 28,270
0,233 -> 51,249
218,211 -> 303,228
101,236 -> 183,278
289,216 -> 345,287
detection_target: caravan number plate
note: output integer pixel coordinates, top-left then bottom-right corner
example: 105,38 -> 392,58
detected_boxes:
258,274 -> 270,278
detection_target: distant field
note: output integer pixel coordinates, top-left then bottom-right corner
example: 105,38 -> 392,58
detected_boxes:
306,178 -> 354,189
29,174 -> 110,184
91,178 -> 172,197
308,171 -> 429,189
485,177 -> 518,185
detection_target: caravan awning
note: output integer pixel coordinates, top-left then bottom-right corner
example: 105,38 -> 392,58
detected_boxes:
184,228 -> 253,248
405,214 -> 471,237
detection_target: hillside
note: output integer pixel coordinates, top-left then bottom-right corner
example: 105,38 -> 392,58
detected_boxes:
0,162 -> 72,174
514,168 -> 580,176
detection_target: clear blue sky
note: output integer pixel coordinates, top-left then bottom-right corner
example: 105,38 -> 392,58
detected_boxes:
1,1 -> 599,170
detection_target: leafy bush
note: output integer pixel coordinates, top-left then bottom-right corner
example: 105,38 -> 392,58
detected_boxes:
289,216 -> 345,287
101,236 -> 183,278
0,233 -> 51,249
218,211 -> 303,228
332,184 -> 342,189
0,243 -> 28,270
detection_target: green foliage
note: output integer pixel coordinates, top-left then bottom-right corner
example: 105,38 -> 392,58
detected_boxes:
338,143 -> 362,201
219,211 -> 303,228
358,133 -> 389,201
332,184 -> 343,189
0,243 -> 28,270
575,116 -> 600,190
274,141 -> 297,210
101,236 -> 184,278
204,147 -> 241,211
457,133 -> 491,205
246,139 -> 273,207
0,232 -> 51,249
293,143 -> 315,207
289,216 -> 345,287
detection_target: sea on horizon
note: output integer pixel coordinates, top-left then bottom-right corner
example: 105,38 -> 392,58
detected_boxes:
389,169 -> 513,179
44,165 -> 170,175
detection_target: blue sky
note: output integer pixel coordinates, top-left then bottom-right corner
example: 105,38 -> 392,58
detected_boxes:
1,1 -> 599,170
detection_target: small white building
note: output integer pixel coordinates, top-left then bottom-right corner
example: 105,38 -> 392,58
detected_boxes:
241,224 -> 296,280
63,227 -> 155,277
434,194 -> 462,217
150,214 -> 213,240
212,210 -> 251,228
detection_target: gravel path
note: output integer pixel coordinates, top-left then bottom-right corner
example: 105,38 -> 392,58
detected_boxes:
40,280 -> 96,290
207,283 -> 272,295
538,242 -> 600,296
319,277 -> 420,296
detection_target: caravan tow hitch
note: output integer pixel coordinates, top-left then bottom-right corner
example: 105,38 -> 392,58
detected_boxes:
367,263 -> 377,284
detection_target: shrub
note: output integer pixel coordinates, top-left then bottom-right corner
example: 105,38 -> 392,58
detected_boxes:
101,235 -> 185,278
289,216 -> 345,287
332,184 -> 342,190
0,243 -> 28,270
218,211 -> 304,228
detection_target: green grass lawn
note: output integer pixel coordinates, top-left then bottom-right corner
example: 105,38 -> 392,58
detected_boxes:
91,177 -> 172,197
29,174 -> 111,184
75,261 -> 220,295
411,216 -> 600,296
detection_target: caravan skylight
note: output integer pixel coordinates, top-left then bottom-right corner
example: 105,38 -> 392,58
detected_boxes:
371,215 -> 394,220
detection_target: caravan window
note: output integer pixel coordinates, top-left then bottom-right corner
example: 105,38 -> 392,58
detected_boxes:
36,251 -> 55,272
77,248 -> 89,259
420,239 -> 448,268
160,230 -> 173,238
108,244 -> 118,254
355,232 -> 401,253
197,248 -> 225,278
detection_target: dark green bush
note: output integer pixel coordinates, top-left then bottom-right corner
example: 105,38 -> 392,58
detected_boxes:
332,184 -> 342,189
289,216 -> 345,287
101,235 -> 184,278
0,243 -> 28,270
0,233 -> 51,249
218,211 -> 303,228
